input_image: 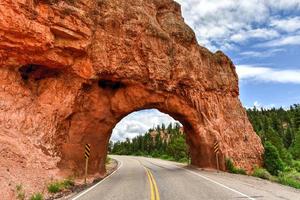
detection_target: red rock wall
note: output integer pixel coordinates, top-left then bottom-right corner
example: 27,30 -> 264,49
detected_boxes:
0,0 -> 263,198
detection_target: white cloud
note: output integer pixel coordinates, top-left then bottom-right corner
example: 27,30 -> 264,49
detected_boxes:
236,65 -> 300,84
174,0 -> 300,51
257,35 -> 300,47
239,49 -> 285,58
230,29 -> 279,43
245,101 -> 276,109
111,109 -> 180,142
271,17 -> 300,32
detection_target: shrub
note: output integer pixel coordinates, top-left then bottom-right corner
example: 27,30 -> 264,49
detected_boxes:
264,142 -> 284,176
30,193 -> 43,200
61,178 -> 74,189
47,182 -> 61,193
225,158 -> 246,175
179,157 -> 188,163
16,184 -> 25,200
278,170 -> 300,189
160,154 -> 171,160
48,178 -> 75,193
292,160 -> 300,172
252,167 -> 272,180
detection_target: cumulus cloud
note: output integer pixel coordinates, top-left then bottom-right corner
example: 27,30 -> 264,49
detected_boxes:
174,0 -> 300,50
257,35 -> 300,47
236,65 -> 300,84
111,109 -> 180,142
239,49 -> 285,58
244,101 -> 276,110
271,17 -> 300,32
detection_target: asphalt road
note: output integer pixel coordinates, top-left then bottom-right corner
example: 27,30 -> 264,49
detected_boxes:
72,155 -> 300,200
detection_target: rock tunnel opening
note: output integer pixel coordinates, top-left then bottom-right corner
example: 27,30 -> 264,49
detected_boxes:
59,83 -> 228,176
108,109 -> 191,162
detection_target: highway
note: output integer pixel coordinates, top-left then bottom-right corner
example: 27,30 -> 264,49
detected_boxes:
72,155 -> 300,200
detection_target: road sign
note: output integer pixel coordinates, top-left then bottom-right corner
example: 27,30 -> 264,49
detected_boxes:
214,141 -> 220,173
84,144 -> 91,184
214,141 -> 219,153
85,144 -> 91,159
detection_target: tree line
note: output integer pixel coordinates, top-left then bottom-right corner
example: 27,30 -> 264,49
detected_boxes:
109,122 -> 189,163
247,104 -> 300,175
109,104 -> 300,176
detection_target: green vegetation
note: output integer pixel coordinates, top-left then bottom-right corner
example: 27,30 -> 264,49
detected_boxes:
111,123 -> 189,163
225,158 -> 246,175
16,184 -> 25,200
263,142 -> 284,175
30,193 -> 43,200
278,170 -> 300,189
110,105 -> 300,189
252,167 -> 273,180
247,104 -> 300,188
47,178 -> 75,193
106,156 -> 111,164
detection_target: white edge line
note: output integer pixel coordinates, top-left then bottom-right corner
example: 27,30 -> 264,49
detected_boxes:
181,167 -> 255,200
72,159 -> 123,200
145,158 -> 255,200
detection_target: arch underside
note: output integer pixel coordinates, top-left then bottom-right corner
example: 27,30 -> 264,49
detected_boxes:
58,79 -> 263,175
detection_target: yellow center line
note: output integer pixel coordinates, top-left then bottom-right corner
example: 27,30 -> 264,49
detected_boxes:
139,159 -> 160,200
148,169 -> 160,200
145,167 -> 155,200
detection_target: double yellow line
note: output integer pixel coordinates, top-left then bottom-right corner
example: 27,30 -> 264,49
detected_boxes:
145,167 -> 160,200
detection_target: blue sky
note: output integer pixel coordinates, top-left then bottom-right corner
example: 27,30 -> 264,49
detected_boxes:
112,0 -> 300,141
177,0 -> 300,108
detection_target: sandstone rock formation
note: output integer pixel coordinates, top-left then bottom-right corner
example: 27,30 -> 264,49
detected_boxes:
0,0 -> 264,198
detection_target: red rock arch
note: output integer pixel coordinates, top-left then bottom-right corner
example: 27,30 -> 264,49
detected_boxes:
0,0 -> 264,188
58,78 -> 260,175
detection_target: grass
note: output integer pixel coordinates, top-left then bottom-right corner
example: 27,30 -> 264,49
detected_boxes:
292,160 -> 300,172
30,193 -> 43,200
16,184 -> 25,200
278,170 -> 300,189
252,167 -> 273,180
106,156 -> 111,164
251,165 -> 300,190
47,178 -> 75,193
225,158 -> 247,175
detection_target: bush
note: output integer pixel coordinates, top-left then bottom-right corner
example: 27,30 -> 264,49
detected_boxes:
47,182 -> 61,193
225,158 -> 246,175
264,142 -> 284,176
178,157 -> 188,163
278,170 -> 300,189
252,167 -> 272,180
30,193 -> 43,200
292,160 -> 300,172
61,178 -> 74,189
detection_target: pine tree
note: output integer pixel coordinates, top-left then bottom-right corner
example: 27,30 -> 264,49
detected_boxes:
290,130 -> 300,160
284,126 -> 294,149
294,109 -> 300,130
264,142 -> 284,176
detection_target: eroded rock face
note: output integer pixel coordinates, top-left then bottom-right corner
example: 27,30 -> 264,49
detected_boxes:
0,0 -> 264,198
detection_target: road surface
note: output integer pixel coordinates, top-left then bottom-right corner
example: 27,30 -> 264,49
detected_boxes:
72,155 -> 300,200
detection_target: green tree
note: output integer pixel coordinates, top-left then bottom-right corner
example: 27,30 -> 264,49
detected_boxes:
290,130 -> 300,160
167,135 -> 187,161
264,142 -> 284,176
294,109 -> 300,130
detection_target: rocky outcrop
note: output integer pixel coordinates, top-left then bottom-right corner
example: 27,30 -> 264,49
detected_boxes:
0,0 -> 263,198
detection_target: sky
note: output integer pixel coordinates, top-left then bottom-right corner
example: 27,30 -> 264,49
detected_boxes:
112,0 -> 300,142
